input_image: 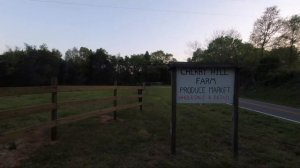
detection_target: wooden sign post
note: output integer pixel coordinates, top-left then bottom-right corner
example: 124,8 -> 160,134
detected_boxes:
169,63 -> 239,157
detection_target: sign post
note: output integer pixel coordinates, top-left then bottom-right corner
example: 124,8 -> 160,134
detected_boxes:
169,63 -> 239,156
171,68 -> 177,154
233,68 -> 240,157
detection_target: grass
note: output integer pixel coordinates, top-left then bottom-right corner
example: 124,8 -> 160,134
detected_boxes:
0,89 -> 135,132
241,83 -> 300,108
1,86 -> 300,168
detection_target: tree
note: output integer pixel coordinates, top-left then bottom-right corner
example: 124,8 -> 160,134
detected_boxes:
250,6 -> 282,56
143,51 -> 151,83
87,48 -> 114,84
186,40 -> 202,58
65,47 -> 80,61
189,33 -> 259,86
192,36 -> 244,65
276,15 -> 300,65
190,29 -> 243,63
79,47 -> 93,60
0,44 -> 62,86
267,47 -> 299,67
0,50 -> 22,86
144,51 -> 150,62
150,50 -> 174,64
278,15 -> 300,48
129,54 -> 146,83
113,56 -> 131,84
211,29 -> 241,41
63,47 -> 89,84
190,48 -> 205,62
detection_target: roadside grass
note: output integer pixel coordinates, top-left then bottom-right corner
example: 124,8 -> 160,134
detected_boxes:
0,86 -> 300,167
241,84 -> 300,108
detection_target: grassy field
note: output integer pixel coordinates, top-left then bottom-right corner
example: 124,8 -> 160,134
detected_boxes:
1,86 -> 300,168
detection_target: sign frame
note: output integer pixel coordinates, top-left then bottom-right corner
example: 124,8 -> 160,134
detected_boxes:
169,62 -> 240,157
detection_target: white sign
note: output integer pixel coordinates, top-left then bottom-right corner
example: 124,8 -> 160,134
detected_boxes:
176,68 -> 235,104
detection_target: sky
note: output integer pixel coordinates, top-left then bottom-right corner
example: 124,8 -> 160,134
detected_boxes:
1,0 -> 300,61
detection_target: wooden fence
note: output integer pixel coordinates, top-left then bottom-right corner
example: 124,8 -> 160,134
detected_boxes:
0,82 -> 144,144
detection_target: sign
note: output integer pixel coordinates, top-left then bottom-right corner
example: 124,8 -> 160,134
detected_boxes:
169,63 -> 239,157
176,67 -> 235,104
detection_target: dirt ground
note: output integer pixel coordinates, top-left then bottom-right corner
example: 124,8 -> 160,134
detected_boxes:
0,128 -> 54,168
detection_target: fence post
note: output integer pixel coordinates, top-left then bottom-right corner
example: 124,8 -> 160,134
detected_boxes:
113,81 -> 117,120
138,86 -> 143,111
51,77 -> 58,141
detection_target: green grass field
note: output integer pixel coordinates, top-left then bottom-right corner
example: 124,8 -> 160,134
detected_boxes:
1,86 -> 300,168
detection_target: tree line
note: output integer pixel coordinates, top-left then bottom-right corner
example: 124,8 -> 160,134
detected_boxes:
0,44 -> 175,86
188,6 -> 300,87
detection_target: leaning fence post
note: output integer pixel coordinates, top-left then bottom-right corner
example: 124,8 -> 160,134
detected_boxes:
138,86 -> 143,111
51,77 -> 58,141
113,81 -> 118,120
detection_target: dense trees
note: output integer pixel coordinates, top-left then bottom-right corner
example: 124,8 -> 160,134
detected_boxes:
190,33 -> 299,86
0,44 -> 62,86
189,6 -> 300,87
0,45 -> 176,86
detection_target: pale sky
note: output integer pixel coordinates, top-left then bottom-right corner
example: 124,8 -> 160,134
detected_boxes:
1,0 -> 300,61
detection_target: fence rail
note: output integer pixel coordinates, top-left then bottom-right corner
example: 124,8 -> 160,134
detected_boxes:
0,83 -> 144,144
0,104 -> 56,120
0,86 -> 55,97
0,85 -> 144,97
58,85 -> 144,92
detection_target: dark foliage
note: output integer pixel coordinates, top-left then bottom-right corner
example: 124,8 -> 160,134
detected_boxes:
0,45 -> 176,86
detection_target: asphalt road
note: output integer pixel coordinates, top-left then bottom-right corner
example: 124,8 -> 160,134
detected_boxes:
239,98 -> 300,124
